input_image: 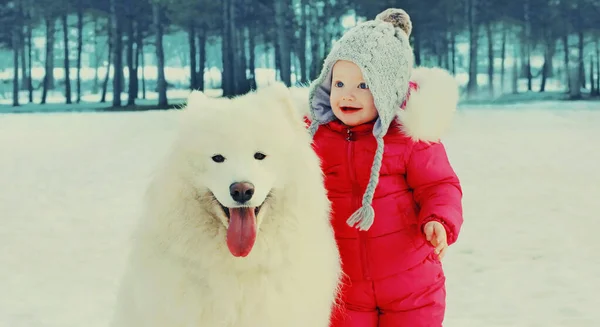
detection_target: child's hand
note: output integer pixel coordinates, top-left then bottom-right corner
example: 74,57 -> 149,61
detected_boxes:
423,221 -> 448,259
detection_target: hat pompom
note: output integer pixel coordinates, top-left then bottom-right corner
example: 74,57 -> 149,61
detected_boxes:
375,8 -> 412,37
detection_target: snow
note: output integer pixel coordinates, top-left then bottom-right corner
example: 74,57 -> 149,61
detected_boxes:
0,89 -> 224,114
442,102 -> 600,326
1,100 -> 599,326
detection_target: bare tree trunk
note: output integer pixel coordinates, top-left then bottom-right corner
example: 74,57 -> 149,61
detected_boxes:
596,37 -> 600,95
125,0 -> 136,106
563,33 -> 570,93
274,32 -> 280,79
569,61 -> 581,99
221,0 -> 235,96
486,22 -> 494,96
101,16 -> 112,103
578,31 -> 585,89
322,0 -> 334,56
16,0 -> 24,95
450,23 -> 456,75
126,23 -> 135,106
229,1 -> 241,93
540,37 -> 555,93
197,28 -> 206,92
436,28 -> 446,68
221,0 -> 229,94
134,22 -> 142,98
500,27 -> 506,93
234,0 -> 247,93
20,26 -> 27,91
61,15 -> 72,104
92,17 -> 100,94
247,22 -> 256,90
12,28 -> 20,107
437,40 -> 444,67
233,8 -> 244,93
76,0 -> 83,102
236,26 -> 248,94
140,40 -> 146,99
188,23 -> 197,90
153,2 -> 168,107
27,15 -> 33,103
41,17 -> 55,105
523,0 -> 532,91
275,0 -> 291,86
308,5 -> 321,80
413,28 -> 422,66
540,46 -> 549,92
111,0 -> 123,107
47,19 -> 55,90
298,0 -> 308,84
466,0 -> 478,97
131,23 -> 140,100
525,48 -> 532,91
101,64 -> 111,102
512,33 -> 519,94
590,55 -> 596,95
443,33 -> 450,70
569,31 -> 582,100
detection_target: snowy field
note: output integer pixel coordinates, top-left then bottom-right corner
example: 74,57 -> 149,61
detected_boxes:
1,101 -> 599,326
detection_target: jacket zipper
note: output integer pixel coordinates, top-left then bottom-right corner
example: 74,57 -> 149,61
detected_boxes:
346,128 -> 371,280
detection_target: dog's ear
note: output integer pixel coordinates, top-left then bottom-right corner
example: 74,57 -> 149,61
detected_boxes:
257,82 -> 309,126
178,90 -> 213,128
288,85 -> 310,119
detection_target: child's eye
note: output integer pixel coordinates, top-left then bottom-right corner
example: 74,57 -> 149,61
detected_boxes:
358,83 -> 368,89
335,81 -> 344,87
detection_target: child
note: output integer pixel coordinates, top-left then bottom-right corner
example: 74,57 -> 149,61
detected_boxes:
306,8 -> 463,327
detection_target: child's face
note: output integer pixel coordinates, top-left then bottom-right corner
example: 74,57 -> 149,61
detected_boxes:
329,60 -> 378,127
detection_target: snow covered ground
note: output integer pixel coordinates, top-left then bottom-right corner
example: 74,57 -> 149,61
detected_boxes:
1,100 -> 599,327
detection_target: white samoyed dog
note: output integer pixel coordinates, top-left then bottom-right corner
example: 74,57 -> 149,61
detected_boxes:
110,83 -> 342,327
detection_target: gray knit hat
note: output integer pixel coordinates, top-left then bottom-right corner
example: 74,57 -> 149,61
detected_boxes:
307,8 -> 415,231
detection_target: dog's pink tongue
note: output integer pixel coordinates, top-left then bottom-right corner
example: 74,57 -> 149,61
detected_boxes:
226,207 -> 257,257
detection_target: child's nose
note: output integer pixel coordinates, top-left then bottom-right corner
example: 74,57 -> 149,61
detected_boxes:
341,93 -> 355,101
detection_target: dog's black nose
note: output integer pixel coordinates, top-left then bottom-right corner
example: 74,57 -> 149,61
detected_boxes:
229,182 -> 255,203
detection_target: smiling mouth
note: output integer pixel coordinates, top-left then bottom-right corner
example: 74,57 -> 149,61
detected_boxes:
340,106 -> 362,112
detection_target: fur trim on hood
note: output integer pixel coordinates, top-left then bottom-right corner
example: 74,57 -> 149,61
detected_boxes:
395,66 -> 459,143
290,66 -> 459,143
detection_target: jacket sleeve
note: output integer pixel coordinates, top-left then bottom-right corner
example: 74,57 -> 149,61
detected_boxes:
405,141 -> 463,245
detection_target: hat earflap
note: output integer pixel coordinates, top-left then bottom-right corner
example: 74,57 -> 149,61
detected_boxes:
308,119 -> 320,137
346,134 -> 385,231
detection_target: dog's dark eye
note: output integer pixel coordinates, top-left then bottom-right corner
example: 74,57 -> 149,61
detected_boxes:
211,154 -> 225,163
254,152 -> 267,160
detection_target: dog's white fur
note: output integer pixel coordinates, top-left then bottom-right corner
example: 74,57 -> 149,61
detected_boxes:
111,83 -> 342,327
293,66 -> 459,143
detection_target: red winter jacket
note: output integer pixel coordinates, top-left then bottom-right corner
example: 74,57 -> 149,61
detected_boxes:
308,67 -> 463,282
